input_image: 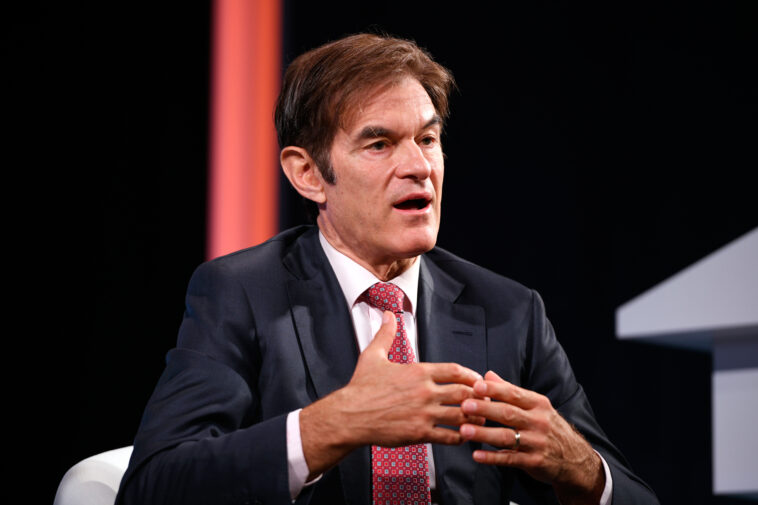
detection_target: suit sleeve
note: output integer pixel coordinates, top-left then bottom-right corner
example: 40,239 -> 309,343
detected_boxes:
518,290 -> 660,505
116,259 -> 292,505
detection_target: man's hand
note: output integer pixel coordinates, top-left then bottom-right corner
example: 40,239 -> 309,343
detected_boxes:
299,311 -> 484,478
459,371 -> 605,505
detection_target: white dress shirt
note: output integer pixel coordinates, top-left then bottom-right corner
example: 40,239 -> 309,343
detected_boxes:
286,232 -> 612,504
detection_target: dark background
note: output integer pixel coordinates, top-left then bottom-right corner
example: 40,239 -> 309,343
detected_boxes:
8,1 -> 756,504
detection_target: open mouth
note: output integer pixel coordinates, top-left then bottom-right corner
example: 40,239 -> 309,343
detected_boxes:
394,197 -> 430,211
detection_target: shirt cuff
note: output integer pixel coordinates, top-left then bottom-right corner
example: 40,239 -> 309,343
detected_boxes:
286,409 -> 322,500
597,451 -> 613,505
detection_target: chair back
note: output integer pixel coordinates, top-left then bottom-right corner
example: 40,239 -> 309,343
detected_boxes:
54,446 -> 133,505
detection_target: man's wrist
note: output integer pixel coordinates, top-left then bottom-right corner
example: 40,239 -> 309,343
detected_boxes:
553,450 -> 605,505
299,388 -> 357,479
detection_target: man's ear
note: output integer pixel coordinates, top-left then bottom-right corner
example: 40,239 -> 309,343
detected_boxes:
280,146 -> 327,204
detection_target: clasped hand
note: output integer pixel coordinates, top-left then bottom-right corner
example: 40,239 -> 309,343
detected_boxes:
301,312 -> 604,503
459,371 -> 605,503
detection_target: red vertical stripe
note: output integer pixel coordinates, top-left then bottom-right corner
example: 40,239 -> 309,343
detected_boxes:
208,0 -> 281,260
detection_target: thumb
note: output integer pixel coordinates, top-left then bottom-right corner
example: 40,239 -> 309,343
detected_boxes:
366,311 -> 398,359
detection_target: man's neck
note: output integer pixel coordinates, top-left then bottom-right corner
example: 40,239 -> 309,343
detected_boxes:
317,224 -> 417,281
375,258 -> 416,282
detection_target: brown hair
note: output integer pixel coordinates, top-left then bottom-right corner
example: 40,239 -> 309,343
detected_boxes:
275,33 -> 455,186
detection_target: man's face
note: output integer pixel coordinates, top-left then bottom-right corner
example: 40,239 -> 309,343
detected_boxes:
317,77 -> 444,272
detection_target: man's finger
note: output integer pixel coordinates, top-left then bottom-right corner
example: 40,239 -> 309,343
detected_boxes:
434,382 -> 479,405
426,425 -> 465,446
472,448 -> 537,468
460,398 -> 529,428
431,405 -> 487,428
459,423 -> 527,451
364,311 -> 398,358
424,361 -> 482,386
473,371 -> 544,409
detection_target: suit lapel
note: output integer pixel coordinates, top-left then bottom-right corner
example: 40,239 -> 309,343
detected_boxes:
286,277 -> 360,398
417,256 -> 487,374
418,256 -> 486,505
283,228 -> 359,399
283,229 -> 371,505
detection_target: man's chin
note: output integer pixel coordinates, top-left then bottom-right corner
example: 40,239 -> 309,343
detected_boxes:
393,233 -> 438,258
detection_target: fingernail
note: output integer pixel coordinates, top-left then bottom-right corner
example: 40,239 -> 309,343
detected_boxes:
462,399 -> 476,412
460,425 -> 474,437
382,311 -> 392,324
474,381 -> 487,394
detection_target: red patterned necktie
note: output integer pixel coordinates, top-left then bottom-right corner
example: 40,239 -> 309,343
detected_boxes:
361,282 -> 431,505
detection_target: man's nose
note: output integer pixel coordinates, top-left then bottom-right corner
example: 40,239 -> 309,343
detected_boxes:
395,140 -> 432,180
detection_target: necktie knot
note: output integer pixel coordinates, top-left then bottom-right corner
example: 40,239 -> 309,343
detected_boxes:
363,282 -> 405,314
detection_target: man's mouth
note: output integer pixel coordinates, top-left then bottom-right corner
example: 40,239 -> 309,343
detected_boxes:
394,198 -> 430,210
393,194 -> 432,211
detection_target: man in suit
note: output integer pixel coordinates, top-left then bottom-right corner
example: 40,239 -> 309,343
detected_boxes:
117,34 -> 658,505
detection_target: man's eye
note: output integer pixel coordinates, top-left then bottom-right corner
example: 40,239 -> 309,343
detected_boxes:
368,141 -> 387,150
420,136 -> 437,146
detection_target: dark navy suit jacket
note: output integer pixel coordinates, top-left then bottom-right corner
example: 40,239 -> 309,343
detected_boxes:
116,225 -> 658,505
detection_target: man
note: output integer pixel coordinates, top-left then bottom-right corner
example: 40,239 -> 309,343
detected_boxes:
116,34 -> 658,505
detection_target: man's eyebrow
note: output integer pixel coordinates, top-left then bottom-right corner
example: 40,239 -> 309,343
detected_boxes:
424,115 -> 443,130
356,125 -> 392,141
354,115 -> 443,141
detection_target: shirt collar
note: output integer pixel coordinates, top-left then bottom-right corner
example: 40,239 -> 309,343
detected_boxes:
318,231 -> 420,315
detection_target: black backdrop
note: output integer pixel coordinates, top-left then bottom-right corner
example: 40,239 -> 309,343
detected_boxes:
9,1 -> 756,504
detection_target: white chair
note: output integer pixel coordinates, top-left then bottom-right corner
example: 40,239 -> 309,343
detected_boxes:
54,446 -> 133,505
